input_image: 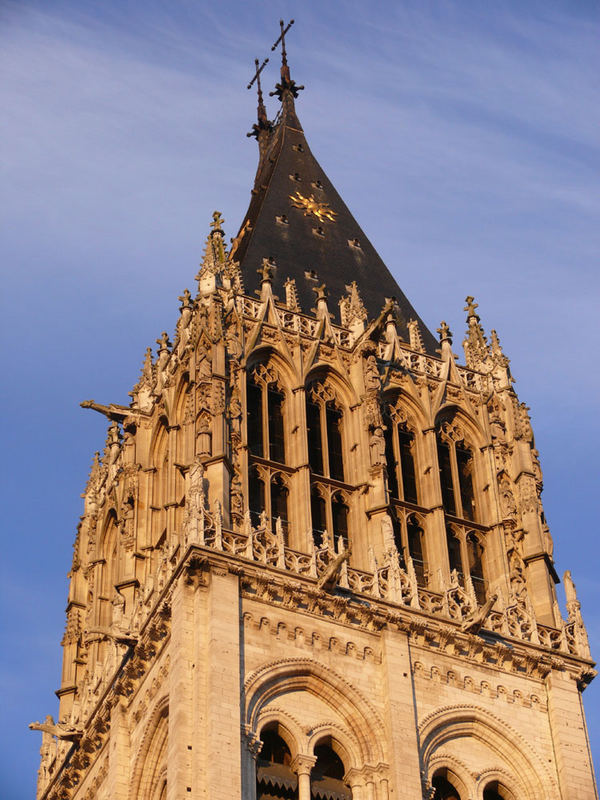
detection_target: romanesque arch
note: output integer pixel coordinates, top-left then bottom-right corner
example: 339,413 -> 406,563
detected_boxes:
419,704 -> 556,800
244,658 -> 386,766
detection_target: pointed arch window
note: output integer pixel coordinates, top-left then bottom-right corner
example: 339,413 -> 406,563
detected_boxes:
306,382 -> 345,482
383,400 -> 418,504
436,420 -> 476,521
247,363 -> 287,464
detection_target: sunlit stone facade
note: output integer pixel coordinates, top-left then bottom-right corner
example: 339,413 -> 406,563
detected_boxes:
32,45 -> 596,800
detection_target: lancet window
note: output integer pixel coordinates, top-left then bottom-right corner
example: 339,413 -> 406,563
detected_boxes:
246,361 -> 293,539
306,379 -> 351,550
383,399 -> 418,504
306,381 -> 345,482
436,419 -> 476,521
247,363 -> 287,464
446,525 -> 487,604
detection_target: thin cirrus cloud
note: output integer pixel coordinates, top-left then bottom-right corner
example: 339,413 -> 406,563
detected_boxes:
1,1 -> 598,795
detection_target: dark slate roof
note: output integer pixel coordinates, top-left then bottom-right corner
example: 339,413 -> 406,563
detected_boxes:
233,92 -> 437,354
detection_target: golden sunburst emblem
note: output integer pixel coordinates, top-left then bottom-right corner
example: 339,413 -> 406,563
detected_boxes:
289,191 -> 337,223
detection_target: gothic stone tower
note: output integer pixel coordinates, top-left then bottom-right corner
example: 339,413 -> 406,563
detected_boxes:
32,34 -> 596,800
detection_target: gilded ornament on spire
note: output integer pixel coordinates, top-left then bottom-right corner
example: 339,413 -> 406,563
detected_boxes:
289,191 -> 337,222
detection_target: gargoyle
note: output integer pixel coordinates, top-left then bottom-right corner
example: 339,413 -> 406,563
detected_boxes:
85,626 -> 138,647
317,546 -> 351,592
460,591 -> 498,634
29,719 -> 82,743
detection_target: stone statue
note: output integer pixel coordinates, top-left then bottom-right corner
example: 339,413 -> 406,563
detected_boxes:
369,426 -> 386,466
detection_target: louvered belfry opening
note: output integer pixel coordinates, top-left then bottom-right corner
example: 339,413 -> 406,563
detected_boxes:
310,743 -> 352,800
256,728 -> 298,800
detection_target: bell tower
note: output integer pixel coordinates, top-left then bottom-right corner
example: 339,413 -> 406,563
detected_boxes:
31,21 -> 596,800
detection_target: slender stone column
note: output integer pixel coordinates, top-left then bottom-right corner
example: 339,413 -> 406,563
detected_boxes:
291,754 -> 316,800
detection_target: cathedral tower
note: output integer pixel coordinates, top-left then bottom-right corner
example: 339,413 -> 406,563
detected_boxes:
31,24 -> 596,800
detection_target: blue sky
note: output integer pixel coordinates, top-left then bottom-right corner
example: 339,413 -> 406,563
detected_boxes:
1,0 -> 598,794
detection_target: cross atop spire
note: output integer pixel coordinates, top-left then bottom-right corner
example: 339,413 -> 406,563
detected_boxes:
464,295 -> 480,321
247,56 -> 271,136
270,18 -> 304,101
272,18 -> 294,69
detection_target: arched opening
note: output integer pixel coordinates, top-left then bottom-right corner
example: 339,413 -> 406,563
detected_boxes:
306,381 -> 346,481
256,726 -> 297,800
247,365 -> 288,465
382,399 -> 419,504
311,741 -> 352,799
482,780 -> 515,800
435,417 -> 478,522
432,773 -> 462,800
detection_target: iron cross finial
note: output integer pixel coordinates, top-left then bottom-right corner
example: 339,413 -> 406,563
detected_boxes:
271,18 -> 295,67
247,56 -> 269,103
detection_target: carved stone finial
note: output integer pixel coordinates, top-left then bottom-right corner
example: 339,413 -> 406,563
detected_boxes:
464,295 -> 480,321
407,319 -> 425,353
437,320 -> 452,343
210,211 -> 225,234
257,257 -> 275,284
284,277 -> 301,311
462,296 -> 489,369
156,331 -> 171,352
339,280 -> 367,329
178,288 -> 193,311
564,570 -> 578,607
312,282 -> 328,303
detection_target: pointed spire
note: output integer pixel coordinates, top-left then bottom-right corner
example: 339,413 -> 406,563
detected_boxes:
339,281 -> 367,330
270,19 -> 304,102
284,277 -> 301,311
437,320 -> 454,362
141,346 -> 153,382
196,211 -> 228,295
407,319 -> 425,353
463,295 -> 489,369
